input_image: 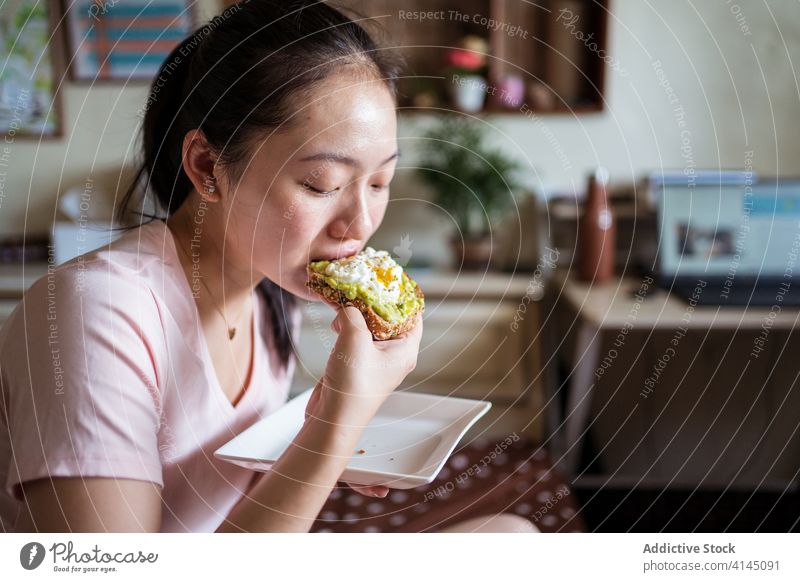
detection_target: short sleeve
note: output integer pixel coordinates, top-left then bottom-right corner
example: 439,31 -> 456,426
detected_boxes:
0,263 -> 166,501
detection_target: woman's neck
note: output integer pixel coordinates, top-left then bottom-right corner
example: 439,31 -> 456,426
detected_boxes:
165,196 -> 258,316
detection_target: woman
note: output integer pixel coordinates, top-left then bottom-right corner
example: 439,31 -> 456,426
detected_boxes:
0,0 -> 535,533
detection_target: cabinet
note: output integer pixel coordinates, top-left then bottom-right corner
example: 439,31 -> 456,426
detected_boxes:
331,0 -> 609,114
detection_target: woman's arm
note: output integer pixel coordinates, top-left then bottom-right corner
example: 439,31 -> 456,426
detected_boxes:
14,413 -> 361,534
216,405 -> 362,533
15,477 -> 162,532
13,412 -> 354,534
218,307 -> 422,533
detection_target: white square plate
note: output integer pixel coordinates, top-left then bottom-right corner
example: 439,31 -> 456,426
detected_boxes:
214,388 -> 491,489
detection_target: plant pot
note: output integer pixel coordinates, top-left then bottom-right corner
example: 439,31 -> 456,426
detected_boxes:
490,74 -> 525,109
450,235 -> 493,270
450,74 -> 487,113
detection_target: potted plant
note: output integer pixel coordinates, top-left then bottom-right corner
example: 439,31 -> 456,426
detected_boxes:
445,36 -> 490,113
416,115 -> 524,270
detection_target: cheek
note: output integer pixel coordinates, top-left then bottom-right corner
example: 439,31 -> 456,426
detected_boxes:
370,193 -> 389,229
256,195 -> 326,266
251,200 -> 320,297
277,198 -> 330,243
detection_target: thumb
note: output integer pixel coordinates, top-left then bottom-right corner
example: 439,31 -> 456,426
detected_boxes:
334,305 -> 370,337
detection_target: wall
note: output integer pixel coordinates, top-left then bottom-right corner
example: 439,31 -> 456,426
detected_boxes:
2,1 -> 798,268
0,0 -> 219,235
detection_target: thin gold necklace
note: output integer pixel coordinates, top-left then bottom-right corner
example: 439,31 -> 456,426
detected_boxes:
173,234 -> 252,340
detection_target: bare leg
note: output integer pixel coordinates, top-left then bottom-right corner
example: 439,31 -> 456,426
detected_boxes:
438,513 -> 539,533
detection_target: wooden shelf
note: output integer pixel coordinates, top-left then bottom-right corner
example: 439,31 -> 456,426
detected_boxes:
337,0 -> 609,115
397,103 -> 605,117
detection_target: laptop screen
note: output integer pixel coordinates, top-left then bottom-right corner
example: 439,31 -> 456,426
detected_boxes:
657,181 -> 800,278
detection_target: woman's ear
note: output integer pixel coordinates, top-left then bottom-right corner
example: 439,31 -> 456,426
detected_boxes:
182,129 -> 222,203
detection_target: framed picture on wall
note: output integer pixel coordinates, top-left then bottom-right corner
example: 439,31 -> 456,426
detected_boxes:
62,0 -> 198,83
0,0 -> 65,139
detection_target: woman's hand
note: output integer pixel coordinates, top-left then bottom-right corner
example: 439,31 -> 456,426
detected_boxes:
346,483 -> 388,498
304,305 -> 422,499
300,389 -> 389,499
307,305 -> 423,428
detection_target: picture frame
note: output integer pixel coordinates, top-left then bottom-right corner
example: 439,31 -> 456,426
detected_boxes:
61,0 -> 199,83
0,0 -> 65,139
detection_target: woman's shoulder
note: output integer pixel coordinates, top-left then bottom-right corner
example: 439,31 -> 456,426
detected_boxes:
57,219 -> 174,279
0,221 -> 176,349
23,258 -> 157,310
25,220 -> 177,303
1,264 -> 160,353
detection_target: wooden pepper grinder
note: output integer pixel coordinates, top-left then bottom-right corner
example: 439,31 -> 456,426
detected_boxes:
578,167 -> 616,282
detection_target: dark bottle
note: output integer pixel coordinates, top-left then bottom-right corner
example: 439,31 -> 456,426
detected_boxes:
578,168 -> 616,282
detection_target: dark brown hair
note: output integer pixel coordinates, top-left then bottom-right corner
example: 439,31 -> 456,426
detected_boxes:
116,0 -> 402,368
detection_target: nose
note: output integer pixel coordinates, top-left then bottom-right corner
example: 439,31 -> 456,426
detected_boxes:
329,186 -> 373,241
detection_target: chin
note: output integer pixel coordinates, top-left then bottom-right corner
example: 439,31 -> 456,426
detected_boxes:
294,284 -> 321,302
279,268 -> 320,302
304,291 -> 325,302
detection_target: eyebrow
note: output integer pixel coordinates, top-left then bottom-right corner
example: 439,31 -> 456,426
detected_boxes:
296,150 -> 400,169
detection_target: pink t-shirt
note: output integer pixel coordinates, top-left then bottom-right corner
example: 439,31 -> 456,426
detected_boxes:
0,219 -> 299,532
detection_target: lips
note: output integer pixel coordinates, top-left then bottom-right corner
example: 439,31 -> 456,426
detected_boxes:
310,245 -> 363,262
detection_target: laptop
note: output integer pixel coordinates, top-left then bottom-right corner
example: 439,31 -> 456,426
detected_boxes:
653,175 -> 800,306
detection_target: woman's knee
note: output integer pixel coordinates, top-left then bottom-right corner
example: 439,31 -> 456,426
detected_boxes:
442,512 -> 539,533
493,513 -> 539,533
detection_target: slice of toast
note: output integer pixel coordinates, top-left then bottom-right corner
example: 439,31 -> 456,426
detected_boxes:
306,268 -> 424,341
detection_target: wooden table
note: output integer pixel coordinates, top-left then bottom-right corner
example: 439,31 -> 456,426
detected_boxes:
548,270 -> 800,479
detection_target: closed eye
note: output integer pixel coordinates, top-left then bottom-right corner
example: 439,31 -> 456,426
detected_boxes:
302,182 -> 338,197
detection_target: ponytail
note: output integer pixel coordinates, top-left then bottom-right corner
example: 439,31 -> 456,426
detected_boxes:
117,29 -> 201,224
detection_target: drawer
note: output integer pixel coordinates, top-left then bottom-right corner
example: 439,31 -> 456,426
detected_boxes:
414,300 -> 518,379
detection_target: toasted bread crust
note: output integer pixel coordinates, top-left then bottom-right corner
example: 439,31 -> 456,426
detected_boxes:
306,268 -> 424,340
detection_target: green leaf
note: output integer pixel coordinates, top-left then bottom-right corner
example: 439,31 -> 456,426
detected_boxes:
415,115 -> 523,235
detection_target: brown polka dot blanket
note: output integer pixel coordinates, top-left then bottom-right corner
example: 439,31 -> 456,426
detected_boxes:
311,437 -> 585,532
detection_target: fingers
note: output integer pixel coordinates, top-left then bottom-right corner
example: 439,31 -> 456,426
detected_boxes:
406,313 -> 424,344
371,315 -> 422,377
333,305 -> 371,338
342,305 -> 369,330
378,313 -> 424,349
346,483 -> 389,498
403,313 -> 424,338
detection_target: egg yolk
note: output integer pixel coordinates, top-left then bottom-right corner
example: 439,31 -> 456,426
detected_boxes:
374,266 -> 393,287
